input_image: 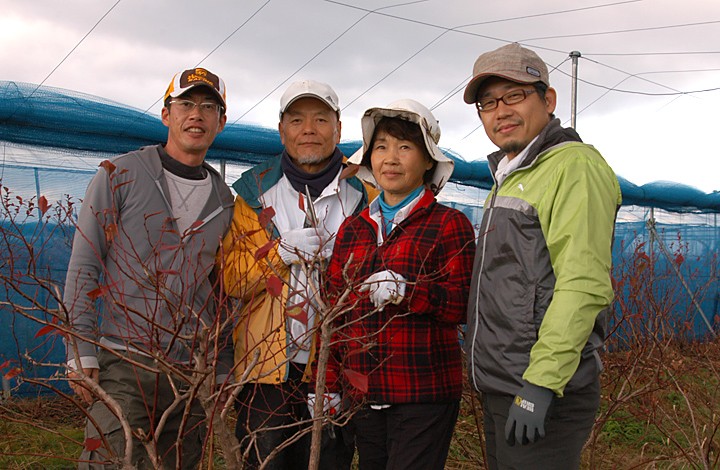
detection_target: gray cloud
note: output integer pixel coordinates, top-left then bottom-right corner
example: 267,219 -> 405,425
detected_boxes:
3,0 -> 719,191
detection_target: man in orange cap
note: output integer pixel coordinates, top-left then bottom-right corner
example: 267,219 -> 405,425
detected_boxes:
64,67 -> 233,469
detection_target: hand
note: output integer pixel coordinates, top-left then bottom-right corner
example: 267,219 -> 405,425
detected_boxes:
278,228 -> 328,265
359,270 -> 406,311
67,367 -> 99,405
215,375 -> 234,408
307,392 -> 341,419
505,382 -> 554,446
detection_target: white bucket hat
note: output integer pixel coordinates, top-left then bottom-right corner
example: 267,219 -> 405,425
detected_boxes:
348,99 -> 454,194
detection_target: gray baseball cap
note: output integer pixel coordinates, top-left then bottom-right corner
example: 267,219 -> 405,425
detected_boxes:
463,43 -> 549,104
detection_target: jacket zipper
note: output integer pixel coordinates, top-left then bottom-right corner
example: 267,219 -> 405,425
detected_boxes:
470,186 -> 498,392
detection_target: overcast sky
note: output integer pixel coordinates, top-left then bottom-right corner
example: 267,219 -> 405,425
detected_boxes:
3,0 -> 719,193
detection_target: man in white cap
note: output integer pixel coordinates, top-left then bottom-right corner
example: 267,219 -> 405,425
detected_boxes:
463,43 -> 622,469
222,80 -> 371,469
64,67 -> 234,469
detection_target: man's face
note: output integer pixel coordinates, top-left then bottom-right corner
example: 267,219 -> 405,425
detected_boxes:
279,97 -> 341,173
476,77 -> 556,160
162,87 -> 226,165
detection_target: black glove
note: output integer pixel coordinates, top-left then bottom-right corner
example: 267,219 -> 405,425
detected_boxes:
505,381 -> 554,446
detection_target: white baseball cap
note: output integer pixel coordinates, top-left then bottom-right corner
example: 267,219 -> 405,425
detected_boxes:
279,80 -> 340,118
348,99 -> 454,194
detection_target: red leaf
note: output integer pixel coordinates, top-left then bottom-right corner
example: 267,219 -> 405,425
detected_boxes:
254,240 -> 276,261
104,223 -> 118,243
87,285 -> 109,300
35,324 -> 56,338
99,160 -> 116,175
287,298 -> 308,312
0,360 -> 10,370
160,244 -> 182,251
675,253 -> 685,266
343,368 -> 368,393
344,344 -> 373,358
38,196 -> 49,215
112,181 -> 132,191
84,437 -> 103,451
340,164 -> 360,180
266,275 -> 284,297
258,206 -> 276,228
287,305 -> 309,325
4,367 -> 22,379
298,193 -> 305,212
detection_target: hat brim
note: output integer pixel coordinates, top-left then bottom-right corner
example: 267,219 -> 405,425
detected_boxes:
279,93 -> 340,118
464,72 -> 545,104
169,83 -> 226,109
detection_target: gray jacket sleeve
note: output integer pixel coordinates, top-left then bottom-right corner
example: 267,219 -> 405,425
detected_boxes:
63,165 -> 116,365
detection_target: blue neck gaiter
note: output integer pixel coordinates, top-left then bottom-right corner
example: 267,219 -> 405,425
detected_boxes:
378,186 -> 425,236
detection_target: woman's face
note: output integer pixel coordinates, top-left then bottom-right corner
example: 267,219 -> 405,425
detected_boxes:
370,130 -> 433,206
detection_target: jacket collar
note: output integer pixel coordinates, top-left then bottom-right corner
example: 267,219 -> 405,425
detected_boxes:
234,151 -> 369,215
361,187 -> 435,237
487,118 -> 583,175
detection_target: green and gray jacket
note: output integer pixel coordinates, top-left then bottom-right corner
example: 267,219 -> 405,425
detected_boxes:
467,119 -> 622,397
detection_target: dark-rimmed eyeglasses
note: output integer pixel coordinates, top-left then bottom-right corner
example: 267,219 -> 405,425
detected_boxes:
475,89 -> 536,113
168,99 -> 224,115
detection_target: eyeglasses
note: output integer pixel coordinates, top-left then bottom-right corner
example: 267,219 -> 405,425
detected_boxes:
168,99 -> 224,115
475,88 -> 537,113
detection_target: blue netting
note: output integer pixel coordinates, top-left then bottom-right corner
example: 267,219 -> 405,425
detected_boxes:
1,81 -> 719,396
2,80 -> 718,212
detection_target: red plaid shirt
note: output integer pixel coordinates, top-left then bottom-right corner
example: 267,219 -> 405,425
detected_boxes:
322,190 -> 476,404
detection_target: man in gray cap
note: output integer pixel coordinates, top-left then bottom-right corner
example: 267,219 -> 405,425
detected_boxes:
221,80 -> 371,469
464,43 -> 622,469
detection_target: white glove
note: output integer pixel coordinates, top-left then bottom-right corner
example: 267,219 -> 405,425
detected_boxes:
278,228 -> 327,265
359,270 -> 406,311
307,392 -> 342,419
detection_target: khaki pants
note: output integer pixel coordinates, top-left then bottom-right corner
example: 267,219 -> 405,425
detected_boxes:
78,349 -> 206,470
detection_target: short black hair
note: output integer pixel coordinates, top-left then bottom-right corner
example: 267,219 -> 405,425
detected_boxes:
531,82 -> 555,119
532,81 -> 548,101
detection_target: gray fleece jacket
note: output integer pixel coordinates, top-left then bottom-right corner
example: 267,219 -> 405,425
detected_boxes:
63,145 -> 234,376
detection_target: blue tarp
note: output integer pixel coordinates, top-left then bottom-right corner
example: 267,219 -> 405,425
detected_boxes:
2,80 -> 718,213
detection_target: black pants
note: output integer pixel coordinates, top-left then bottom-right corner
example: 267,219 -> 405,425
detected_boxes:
352,401 -> 460,470
235,361 -> 354,470
482,378 -> 600,470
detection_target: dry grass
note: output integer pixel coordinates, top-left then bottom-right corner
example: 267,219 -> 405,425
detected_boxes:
0,397 -> 85,469
1,339 -> 719,469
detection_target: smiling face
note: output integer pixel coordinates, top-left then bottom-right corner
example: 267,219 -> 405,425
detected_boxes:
477,77 -> 556,160
162,87 -> 226,166
370,128 -> 434,206
279,97 -> 341,173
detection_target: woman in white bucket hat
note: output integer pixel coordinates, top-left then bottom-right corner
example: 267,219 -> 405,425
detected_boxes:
317,99 -> 476,470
